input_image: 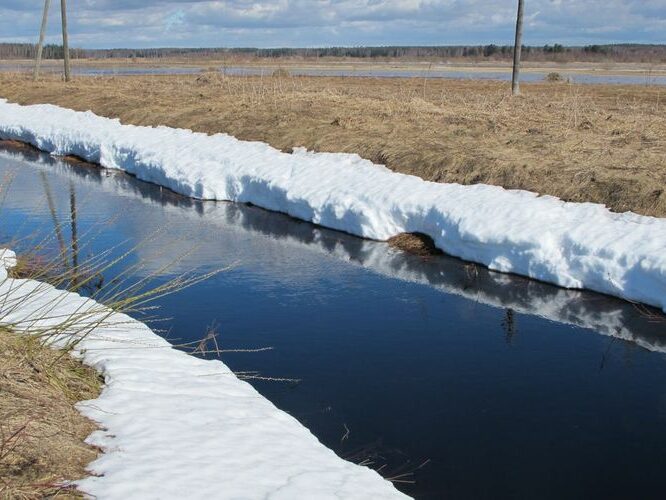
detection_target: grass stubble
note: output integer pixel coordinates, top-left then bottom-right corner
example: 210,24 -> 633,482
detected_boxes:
0,325 -> 101,499
0,71 -> 664,217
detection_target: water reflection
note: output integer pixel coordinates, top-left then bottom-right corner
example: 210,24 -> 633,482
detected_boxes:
2,146 -> 664,354
1,63 -> 665,85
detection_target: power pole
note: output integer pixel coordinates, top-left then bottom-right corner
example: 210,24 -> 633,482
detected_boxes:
511,0 -> 524,96
33,0 -> 51,81
60,0 -> 71,81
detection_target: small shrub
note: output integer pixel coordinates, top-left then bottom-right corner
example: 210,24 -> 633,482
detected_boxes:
272,68 -> 290,78
545,72 -> 564,82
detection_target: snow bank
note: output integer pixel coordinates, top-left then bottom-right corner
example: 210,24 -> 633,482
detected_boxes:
0,250 -> 407,499
0,99 -> 665,311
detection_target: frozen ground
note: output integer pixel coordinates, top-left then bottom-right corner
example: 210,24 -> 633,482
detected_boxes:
0,249 -> 407,499
0,99 -> 665,312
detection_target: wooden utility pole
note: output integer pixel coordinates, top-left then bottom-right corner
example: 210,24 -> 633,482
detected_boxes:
33,0 -> 51,81
60,0 -> 71,81
511,0 -> 525,95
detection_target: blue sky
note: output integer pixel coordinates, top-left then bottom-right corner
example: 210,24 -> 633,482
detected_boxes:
1,1 -> 664,48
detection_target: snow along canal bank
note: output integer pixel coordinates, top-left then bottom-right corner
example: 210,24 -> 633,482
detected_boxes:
0,249 -> 407,499
0,98 -> 665,311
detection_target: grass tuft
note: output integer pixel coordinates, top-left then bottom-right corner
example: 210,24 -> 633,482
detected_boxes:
0,326 -> 101,499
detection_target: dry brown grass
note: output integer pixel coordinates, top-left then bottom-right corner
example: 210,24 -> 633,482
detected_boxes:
387,233 -> 442,256
1,72 -> 664,216
0,326 -> 101,499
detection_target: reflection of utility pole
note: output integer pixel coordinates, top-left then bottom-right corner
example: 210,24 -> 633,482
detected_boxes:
502,308 -> 516,344
60,0 -> 71,81
40,171 -> 68,268
69,181 -> 79,288
33,0 -> 51,81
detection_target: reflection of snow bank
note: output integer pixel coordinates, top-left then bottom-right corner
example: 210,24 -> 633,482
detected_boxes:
220,203 -> 666,354
2,148 -> 664,356
1,99 -> 665,312
0,250 -> 406,499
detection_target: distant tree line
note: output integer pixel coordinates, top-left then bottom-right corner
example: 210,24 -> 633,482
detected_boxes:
0,42 -> 87,59
1,43 -> 665,63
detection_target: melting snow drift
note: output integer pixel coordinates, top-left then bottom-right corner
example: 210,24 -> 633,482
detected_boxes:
0,249 -> 407,499
0,99 -> 665,311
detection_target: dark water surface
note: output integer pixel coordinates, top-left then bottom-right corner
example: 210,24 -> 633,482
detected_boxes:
1,147 -> 666,499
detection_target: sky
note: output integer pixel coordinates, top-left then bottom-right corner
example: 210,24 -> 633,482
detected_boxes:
0,0 -> 664,49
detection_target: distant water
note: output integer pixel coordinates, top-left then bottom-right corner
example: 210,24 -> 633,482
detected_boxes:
2,146 -> 666,499
1,62 -> 664,85
0,64 -> 198,76
220,66 -> 666,86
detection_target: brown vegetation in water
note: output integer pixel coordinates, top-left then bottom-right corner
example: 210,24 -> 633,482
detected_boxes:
0,72 -> 664,217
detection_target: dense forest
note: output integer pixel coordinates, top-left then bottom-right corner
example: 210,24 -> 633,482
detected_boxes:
1,43 -> 665,63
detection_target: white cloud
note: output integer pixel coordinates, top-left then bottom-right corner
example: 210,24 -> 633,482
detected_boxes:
0,0 -> 662,48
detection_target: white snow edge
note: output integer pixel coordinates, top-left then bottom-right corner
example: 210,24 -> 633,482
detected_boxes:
0,99 -> 664,311
0,249 -> 408,499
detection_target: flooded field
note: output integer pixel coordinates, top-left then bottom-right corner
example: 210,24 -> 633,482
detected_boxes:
1,61 -> 664,85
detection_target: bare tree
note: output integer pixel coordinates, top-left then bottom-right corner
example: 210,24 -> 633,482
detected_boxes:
33,0 -> 51,81
511,0 -> 525,95
60,0 -> 71,81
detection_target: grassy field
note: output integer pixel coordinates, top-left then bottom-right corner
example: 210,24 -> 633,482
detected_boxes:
1,71 -> 664,217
